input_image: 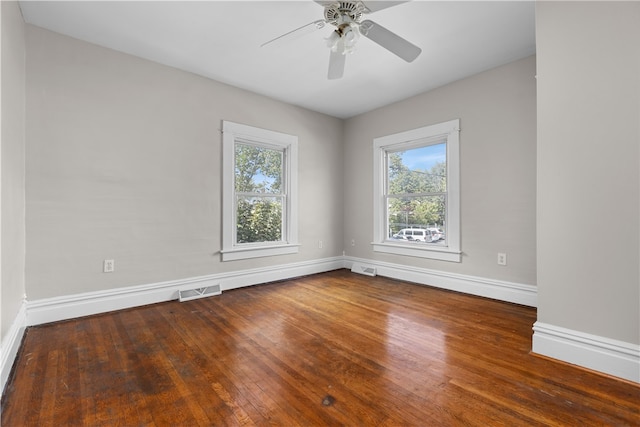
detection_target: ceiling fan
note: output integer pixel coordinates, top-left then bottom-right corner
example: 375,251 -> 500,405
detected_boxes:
261,1 -> 422,80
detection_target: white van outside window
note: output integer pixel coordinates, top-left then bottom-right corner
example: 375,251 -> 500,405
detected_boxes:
392,228 -> 438,243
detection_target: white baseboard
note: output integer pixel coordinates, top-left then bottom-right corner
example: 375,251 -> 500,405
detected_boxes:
26,257 -> 345,326
533,321 -> 640,383
344,256 -> 537,307
1,300 -> 27,394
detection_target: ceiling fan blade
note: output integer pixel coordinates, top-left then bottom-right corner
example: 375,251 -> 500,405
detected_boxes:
261,19 -> 326,48
328,50 -> 346,80
361,1 -> 410,13
359,20 -> 421,62
313,1 -> 338,7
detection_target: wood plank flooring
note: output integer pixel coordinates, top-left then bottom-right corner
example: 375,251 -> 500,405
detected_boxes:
2,270 -> 639,426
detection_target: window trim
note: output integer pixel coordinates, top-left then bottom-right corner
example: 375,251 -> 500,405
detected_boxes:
372,119 -> 461,262
221,121 -> 299,261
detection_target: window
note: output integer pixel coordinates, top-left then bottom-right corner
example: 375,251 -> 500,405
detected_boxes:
221,121 -> 299,261
373,119 -> 461,262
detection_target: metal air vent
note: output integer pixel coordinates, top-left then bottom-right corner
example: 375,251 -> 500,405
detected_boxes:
179,284 -> 222,302
351,263 -> 377,277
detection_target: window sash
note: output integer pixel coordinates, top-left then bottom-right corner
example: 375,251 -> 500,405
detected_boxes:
222,121 -> 299,261
385,141 -> 447,197
373,119 -> 461,262
234,194 -> 285,245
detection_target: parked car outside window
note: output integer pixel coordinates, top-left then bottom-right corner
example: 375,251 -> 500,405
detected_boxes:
427,228 -> 444,241
392,228 -> 438,243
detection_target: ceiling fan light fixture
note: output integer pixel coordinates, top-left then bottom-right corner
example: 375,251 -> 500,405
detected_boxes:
326,30 -> 341,50
343,23 -> 360,48
326,23 -> 360,55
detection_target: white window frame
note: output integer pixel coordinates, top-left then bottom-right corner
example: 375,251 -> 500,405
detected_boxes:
372,119 -> 461,262
221,121 -> 299,261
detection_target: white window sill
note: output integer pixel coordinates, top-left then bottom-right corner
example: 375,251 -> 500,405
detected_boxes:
372,242 -> 461,262
221,243 -> 300,261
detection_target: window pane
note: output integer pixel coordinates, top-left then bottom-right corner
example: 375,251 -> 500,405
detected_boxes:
236,196 -> 283,244
388,142 -> 446,195
373,119 -> 460,261
235,143 -> 283,193
387,195 -> 446,242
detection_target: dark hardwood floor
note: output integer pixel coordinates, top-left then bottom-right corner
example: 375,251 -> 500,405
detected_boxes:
2,270 -> 639,426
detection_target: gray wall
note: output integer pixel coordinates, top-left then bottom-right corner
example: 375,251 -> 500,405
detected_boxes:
536,2 -> 639,344
25,26 -> 344,300
343,56 -> 537,285
1,1 -> 26,341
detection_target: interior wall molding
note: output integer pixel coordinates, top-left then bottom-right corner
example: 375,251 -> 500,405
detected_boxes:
24,256 -> 537,330
532,321 -> 640,384
25,257 -> 345,327
1,301 -> 28,394
343,256 -> 537,307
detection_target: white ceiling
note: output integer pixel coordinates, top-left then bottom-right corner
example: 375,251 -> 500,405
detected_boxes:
19,1 -> 536,119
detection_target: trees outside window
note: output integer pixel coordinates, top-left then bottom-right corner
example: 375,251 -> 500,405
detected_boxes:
373,119 -> 461,262
386,143 -> 447,241
222,121 -> 298,261
235,143 -> 284,244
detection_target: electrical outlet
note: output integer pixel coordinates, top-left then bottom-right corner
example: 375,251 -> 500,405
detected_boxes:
351,239 -> 355,246
318,240 -> 323,249
497,253 -> 507,266
103,259 -> 115,273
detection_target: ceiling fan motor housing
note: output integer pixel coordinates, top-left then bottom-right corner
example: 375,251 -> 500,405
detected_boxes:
324,1 -> 365,26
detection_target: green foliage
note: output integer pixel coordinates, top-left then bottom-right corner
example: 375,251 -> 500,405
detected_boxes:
236,198 -> 282,243
235,143 -> 282,193
388,152 -> 446,232
234,143 -> 284,243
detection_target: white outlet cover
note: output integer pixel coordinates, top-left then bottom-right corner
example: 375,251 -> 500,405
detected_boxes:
497,253 -> 507,266
103,259 -> 115,272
